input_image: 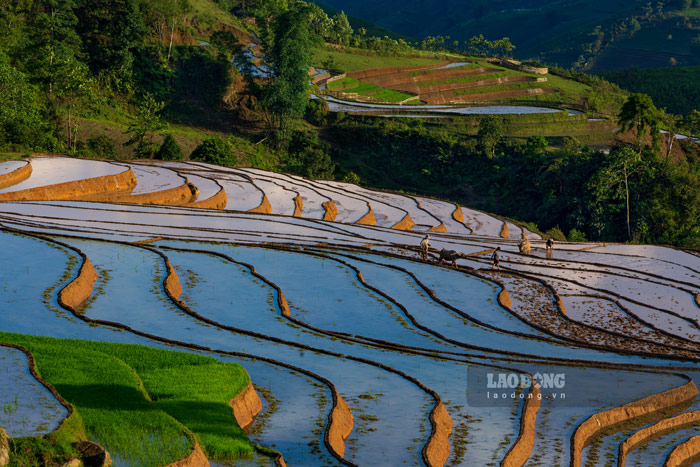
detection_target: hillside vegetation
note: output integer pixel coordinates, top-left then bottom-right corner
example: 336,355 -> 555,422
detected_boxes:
0,0 -> 698,248
600,65 -> 700,114
313,0 -> 700,70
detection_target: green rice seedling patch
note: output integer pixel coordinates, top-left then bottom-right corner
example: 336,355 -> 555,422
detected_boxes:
0,333 -> 254,466
328,77 -> 416,103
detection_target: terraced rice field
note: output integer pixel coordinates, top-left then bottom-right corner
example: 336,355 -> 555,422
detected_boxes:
1,155 -> 700,467
320,59 -> 569,107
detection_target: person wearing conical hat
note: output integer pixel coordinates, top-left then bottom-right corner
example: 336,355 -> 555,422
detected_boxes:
420,234 -> 430,260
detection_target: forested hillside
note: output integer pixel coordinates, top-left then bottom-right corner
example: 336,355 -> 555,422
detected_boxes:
314,0 -> 700,70
600,65 -> 700,114
0,0 -> 699,249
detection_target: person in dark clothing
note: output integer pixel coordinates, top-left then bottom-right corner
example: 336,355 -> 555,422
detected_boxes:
491,247 -> 501,270
546,238 -> 554,251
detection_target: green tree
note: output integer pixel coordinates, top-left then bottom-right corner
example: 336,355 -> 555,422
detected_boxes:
331,11 -> 353,45
54,55 -> 92,152
682,110 -> 700,136
617,93 -> 660,153
124,94 -> 166,158
0,53 -> 44,147
23,0 -> 82,97
75,0 -> 146,83
261,5 -> 313,133
525,135 -> 548,155
155,134 -> 184,160
477,115 -> 504,159
588,146 -> 646,239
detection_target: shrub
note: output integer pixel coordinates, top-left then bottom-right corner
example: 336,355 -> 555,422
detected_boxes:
190,136 -> 236,166
77,135 -> 117,159
155,134 -> 184,161
544,226 -> 567,241
568,228 -> 587,242
285,130 -> 334,179
525,135 -> 548,155
305,99 -> 329,126
343,171 -> 361,185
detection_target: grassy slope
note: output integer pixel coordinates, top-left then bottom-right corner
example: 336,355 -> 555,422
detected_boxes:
187,0 -> 254,38
312,47 -> 444,72
0,333 -> 254,466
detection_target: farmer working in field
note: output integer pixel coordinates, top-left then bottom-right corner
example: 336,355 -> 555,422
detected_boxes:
420,234 -> 430,260
546,238 -> 554,251
491,247 -> 501,270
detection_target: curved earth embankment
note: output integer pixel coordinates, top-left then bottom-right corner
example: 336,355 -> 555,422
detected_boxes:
248,194 -> 272,214
619,410 -> 700,466
0,160 -> 32,191
423,401 -> 453,467
501,383 -> 541,467
355,204 -> 376,225
570,379 -> 699,467
664,434 -> 700,467
0,166 -> 136,202
230,383 -> 263,429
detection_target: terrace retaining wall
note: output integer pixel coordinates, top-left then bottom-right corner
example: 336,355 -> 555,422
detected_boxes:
394,75 -> 542,94
325,90 -> 418,106
164,259 -> 183,301
312,72 -> 331,85
355,204 -> 376,225
422,87 -> 554,105
347,62 -> 449,80
190,187 -> 228,210
424,401 -> 453,467
392,213 -> 415,231
452,205 -> 465,223
165,441 -> 209,467
0,428 -> 8,467
327,392 -> 353,458
501,383 -> 541,467
0,161 -> 32,191
248,194 -> 272,214
0,166 -> 137,202
101,183 -> 195,206
619,410 -> 700,466
428,223 -> 448,233
570,379 -> 699,467
498,289 -> 514,309
58,257 -> 98,311
488,58 -> 548,75
230,383 -> 263,429
664,434 -> 700,466
364,67 -> 497,88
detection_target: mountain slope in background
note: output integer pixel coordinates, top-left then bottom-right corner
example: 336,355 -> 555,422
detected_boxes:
313,0 -> 700,70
